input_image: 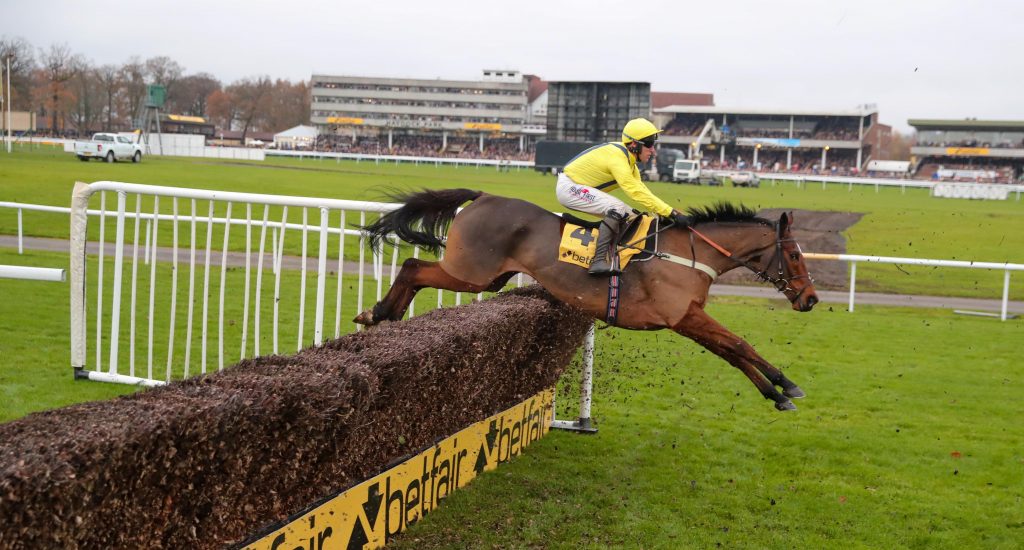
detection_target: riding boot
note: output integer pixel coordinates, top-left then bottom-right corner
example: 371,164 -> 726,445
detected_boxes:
588,211 -> 625,276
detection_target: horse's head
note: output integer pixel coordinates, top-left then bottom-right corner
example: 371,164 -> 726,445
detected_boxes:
759,212 -> 819,312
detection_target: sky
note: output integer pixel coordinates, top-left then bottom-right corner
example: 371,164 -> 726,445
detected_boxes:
6,0 -> 1024,133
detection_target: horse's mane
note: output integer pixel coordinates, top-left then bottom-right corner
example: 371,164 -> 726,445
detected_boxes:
684,202 -> 772,226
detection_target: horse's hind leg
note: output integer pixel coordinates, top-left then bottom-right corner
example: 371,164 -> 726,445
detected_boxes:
672,304 -> 798,411
354,258 -> 494,326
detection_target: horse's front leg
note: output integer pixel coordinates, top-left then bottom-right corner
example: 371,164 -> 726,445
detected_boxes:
672,303 -> 799,411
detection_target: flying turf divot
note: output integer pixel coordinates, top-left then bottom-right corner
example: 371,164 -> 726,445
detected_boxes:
242,388 -> 554,549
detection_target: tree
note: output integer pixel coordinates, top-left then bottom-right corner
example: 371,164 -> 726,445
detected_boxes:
0,36 -> 37,111
260,79 -> 310,133
144,56 -> 183,106
226,76 -> 272,142
206,88 -> 237,133
120,57 -> 147,128
95,64 -> 123,131
889,131 -> 914,161
38,43 -> 82,133
68,62 -> 103,132
169,73 -> 220,117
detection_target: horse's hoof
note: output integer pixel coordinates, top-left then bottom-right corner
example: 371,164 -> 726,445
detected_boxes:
775,400 -> 797,411
783,386 -> 806,399
353,310 -> 374,326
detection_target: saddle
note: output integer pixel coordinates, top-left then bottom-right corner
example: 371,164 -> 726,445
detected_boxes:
557,213 -> 657,270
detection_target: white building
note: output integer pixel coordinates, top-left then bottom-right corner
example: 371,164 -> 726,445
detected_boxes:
310,70 -> 543,151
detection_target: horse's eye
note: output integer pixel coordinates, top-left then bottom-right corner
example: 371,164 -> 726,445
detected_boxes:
789,253 -> 800,261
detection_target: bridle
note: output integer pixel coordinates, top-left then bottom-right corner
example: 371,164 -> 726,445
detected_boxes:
686,221 -> 814,302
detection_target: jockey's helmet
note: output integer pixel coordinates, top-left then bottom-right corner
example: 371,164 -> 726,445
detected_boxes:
621,118 -> 662,147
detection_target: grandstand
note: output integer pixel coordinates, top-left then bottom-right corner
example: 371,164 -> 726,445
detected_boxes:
309,70 -> 543,161
909,119 -> 1024,183
653,105 -> 888,175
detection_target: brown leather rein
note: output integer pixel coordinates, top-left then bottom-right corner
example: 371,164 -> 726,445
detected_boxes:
686,223 -> 814,299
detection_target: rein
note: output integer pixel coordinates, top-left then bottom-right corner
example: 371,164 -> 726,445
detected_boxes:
682,221 -> 813,298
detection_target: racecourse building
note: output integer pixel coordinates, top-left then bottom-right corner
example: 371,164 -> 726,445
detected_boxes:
544,81 -> 652,142
310,70 -> 543,158
908,119 -> 1024,183
653,105 -> 885,174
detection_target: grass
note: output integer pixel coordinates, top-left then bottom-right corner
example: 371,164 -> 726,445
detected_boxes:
1,146 -> 1023,547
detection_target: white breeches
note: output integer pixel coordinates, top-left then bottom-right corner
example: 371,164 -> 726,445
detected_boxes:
555,172 -> 631,218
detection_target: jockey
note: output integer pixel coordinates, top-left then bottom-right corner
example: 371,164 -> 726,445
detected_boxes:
556,117 -> 691,276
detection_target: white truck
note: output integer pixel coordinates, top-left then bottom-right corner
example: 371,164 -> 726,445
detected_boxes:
74,133 -> 143,163
672,159 -> 702,183
672,159 -> 723,186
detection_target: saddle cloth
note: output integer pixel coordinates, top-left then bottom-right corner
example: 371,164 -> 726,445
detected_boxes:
558,214 -> 655,270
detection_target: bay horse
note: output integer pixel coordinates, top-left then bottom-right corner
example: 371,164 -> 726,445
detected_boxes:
355,189 -> 819,411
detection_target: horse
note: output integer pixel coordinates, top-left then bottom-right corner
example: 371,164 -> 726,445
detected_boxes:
354,189 -> 820,411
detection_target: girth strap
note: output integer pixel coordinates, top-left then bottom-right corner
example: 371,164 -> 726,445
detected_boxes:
605,274 -> 621,325
656,253 -> 719,281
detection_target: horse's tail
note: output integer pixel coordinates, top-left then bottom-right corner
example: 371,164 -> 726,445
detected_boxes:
361,188 -> 484,255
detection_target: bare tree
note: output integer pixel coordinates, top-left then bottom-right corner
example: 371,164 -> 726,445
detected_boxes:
260,79 -> 310,133
95,64 -> 123,130
144,56 -> 183,101
69,61 -> 104,132
120,57 -> 147,128
226,76 -> 272,142
169,72 -> 220,117
206,88 -> 237,134
889,131 -> 914,161
38,43 -> 83,133
0,36 -> 37,111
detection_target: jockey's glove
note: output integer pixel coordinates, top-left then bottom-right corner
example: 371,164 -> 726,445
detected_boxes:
669,210 -> 693,228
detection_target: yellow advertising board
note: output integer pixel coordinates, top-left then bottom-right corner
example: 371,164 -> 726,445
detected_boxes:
242,387 -> 554,550
463,122 -> 502,131
327,117 -> 365,125
945,147 -> 990,156
167,114 -> 207,124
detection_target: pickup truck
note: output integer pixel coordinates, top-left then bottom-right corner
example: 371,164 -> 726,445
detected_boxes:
672,159 -> 722,186
74,133 -> 143,163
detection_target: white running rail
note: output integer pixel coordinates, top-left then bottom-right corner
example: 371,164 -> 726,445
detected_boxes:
0,265 -> 65,281
68,181 -> 469,387
804,252 -> 1024,321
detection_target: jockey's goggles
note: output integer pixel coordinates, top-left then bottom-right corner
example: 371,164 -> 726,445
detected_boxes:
640,137 -> 658,148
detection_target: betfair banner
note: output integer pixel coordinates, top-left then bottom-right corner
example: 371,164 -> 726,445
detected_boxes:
327,117 -> 364,125
241,388 -> 554,550
463,122 -> 502,131
945,147 -> 990,156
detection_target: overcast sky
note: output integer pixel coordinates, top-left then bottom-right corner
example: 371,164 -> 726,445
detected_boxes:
7,0 -> 1024,133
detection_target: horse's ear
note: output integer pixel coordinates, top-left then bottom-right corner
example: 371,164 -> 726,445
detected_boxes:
779,211 -> 792,231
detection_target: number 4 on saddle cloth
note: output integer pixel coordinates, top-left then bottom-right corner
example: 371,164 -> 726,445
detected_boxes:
558,213 -> 657,270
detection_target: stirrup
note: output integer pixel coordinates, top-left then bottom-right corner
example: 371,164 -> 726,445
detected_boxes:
588,259 -> 621,276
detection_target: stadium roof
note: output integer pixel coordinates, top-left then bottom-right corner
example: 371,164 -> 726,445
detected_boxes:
655,105 -> 878,117
908,119 -> 1024,130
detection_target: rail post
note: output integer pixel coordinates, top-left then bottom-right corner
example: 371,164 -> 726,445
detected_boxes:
848,261 -> 858,312
1002,269 -> 1011,321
